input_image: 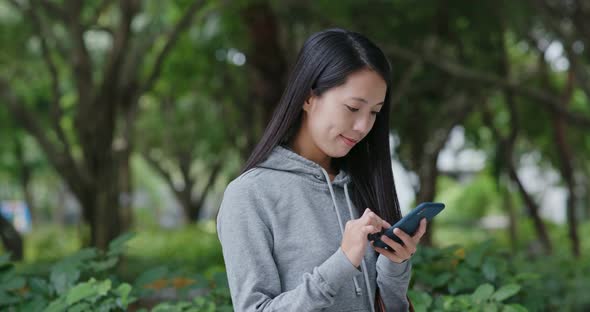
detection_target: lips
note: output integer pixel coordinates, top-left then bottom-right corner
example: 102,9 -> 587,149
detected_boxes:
340,135 -> 358,147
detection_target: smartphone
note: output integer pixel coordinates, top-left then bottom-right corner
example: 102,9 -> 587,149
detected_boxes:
371,202 -> 445,250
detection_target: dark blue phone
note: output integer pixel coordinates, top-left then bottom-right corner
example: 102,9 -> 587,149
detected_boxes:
371,202 -> 445,250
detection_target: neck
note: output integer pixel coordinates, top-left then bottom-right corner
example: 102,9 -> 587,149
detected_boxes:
288,136 -> 338,175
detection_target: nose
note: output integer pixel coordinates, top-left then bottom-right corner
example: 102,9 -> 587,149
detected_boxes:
352,114 -> 373,136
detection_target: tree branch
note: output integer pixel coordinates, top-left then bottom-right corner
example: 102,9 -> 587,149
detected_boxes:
0,79 -> 91,193
195,160 -> 223,208
141,0 -> 208,94
385,44 -> 590,128
142,150 -> 182,198
64,0 -> 94,104
39,0 -> 67,21
88,0 -> 117,27
530,0 -> 590,102
93,0 -> 139,108
18,1 -> 74,156
390,59 -> 421,112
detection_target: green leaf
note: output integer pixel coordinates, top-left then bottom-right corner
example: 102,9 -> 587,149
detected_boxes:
68,301 -> 90,312
89,257 -> 119,273
432,272 -> 453,288
465,247 -> 485,268
492,284 -> 521,302
107,232 -> 136,256
502,304 -> 528,312
114,283 -> 132,305
483,303 -> 499,312
0,290 -> 21,305
407,289 -> 433,311
45,297 -> 68,312
0,254 -> 11,267
472,283 -> 495,303
66,278 -> 98,305
50,264 -> 80,295
96,297 -> 118,312
482,258 -> 497,281
18,297 -> 48,311
96,279 -> 112,297
0,276 -> 25,291
29,277 -> 52,296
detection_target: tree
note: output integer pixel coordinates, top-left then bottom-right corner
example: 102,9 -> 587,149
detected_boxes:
0,0 -> 213,249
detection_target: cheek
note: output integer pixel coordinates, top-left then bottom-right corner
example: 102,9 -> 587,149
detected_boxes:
309,104 -> 340,134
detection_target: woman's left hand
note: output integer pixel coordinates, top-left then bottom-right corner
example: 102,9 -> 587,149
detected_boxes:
370,218 -> 427,263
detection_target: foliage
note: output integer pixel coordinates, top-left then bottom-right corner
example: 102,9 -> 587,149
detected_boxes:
409,239 -> 590,311
1,231 -> 230,311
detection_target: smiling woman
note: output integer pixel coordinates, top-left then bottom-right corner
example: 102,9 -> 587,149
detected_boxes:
217,28 -> 422,312
290,68 -> 387,175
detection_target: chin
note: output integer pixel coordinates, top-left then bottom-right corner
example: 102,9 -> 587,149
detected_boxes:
324,145 -> 351,158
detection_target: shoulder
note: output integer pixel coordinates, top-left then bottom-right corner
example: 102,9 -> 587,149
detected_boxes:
220,167 -> 283,210
225,166 -> 292,195
218,168 -> 278,232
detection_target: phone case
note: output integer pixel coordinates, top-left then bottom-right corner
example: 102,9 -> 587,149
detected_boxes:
372,202 -> 445,250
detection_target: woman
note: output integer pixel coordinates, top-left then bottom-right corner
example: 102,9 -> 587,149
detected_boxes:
217,28 -> 427,312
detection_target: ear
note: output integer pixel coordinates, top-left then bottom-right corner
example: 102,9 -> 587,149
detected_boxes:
303,90 -> 317,113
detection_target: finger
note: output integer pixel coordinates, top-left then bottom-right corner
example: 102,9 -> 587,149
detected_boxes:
362,213 -> 380,229
373,246 -> 406,263
370,213 -> 386,226
380,235 -> 411,258
393,228 -> 416,248
363,209 -> 377,222
364,211 -> 385,229
391,229 -> 417,255
362,225 -> 380,234
413,218 -> 428,241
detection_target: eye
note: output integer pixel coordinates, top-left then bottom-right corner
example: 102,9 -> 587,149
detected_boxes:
345,105 -> 359,112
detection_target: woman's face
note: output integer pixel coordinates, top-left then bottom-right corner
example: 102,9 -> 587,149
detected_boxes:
302,68 -> 387,159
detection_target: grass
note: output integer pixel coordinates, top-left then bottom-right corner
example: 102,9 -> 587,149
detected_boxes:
5,220 -> 224,283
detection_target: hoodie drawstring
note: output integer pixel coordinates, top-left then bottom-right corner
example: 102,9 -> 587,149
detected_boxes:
345,183 -> 376,312
319,168 -> 376,312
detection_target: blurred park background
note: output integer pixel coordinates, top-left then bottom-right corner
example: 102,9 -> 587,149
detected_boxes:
1,0 -> 589,311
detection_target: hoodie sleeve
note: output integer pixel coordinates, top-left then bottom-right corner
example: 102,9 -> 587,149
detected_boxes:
217,179 -> 363,312
376,255 -> 412,311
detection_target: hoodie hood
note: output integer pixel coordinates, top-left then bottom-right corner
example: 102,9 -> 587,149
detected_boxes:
257,144 -> 352,187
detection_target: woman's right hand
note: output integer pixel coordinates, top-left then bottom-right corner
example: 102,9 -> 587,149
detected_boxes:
341,208 -> 386,267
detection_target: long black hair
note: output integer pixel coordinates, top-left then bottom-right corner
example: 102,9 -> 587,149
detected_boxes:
241,28 -> 402,225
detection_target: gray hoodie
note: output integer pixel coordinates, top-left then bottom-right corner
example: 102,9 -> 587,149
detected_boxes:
217,145 -> 412,311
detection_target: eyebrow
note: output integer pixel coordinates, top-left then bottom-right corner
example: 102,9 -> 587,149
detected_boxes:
350,97 -> 384,106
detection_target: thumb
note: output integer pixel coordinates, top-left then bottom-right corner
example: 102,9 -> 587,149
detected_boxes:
362,208 -> 373,217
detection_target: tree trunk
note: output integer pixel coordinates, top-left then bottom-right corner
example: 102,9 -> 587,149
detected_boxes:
14,136 -> 36,226
550,70 -> 580,257
413,94 -> 474,246
507,164 -> 553,254
502,182 -> 518,251
416,152 -> 439,246
78,162 -> 125,249
239,2 -> 287,158
0,215 -> 23,261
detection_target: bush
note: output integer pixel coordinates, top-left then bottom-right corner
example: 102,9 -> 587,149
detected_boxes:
0,232 -> 231,311
408,239 -> 590,311
4,225 -> 589,311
